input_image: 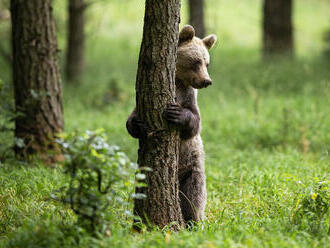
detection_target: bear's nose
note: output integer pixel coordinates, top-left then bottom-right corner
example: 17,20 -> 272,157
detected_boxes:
203,80 -> 212,88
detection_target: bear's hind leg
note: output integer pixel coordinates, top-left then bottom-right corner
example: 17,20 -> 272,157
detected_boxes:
179,169 -> 206,224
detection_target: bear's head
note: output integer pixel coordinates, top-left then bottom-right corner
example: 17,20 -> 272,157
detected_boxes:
176,25 -> 217,89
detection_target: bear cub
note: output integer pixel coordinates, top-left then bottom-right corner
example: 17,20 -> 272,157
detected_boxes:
126,25 -> 217,223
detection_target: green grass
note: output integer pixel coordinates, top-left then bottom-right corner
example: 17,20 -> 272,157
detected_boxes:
1,0 -> 330,247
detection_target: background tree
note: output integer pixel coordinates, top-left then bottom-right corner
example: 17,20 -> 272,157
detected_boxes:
0,0 -> 11,64
11,0 -> 64,162
323,25 -> 330,58
66,0 -> 87,82
134,0 -> 184,229
263,0 -> 294,58
188,0 -> 205,38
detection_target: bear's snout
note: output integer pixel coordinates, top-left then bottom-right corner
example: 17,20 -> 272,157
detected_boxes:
203,79 -> 212,88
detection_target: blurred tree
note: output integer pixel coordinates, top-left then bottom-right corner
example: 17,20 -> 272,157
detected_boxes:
66,0 -> 87,82
263,0 -> 294,58
11,0 -> 64,162
324,26 -> 330,58
0,0 -> 11,64
188,0 -> 205,38
134,0 -> 184,230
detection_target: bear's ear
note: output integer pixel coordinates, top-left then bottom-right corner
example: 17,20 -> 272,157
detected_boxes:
179,25 -> 195,45
203,34 -> 217,50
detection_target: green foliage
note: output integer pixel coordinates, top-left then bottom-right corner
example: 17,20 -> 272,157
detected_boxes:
54,130 -> 136,234
0,79 -> 15,161
5,218 -> 77,248
292,178 -> 329,235
0,163 -> 67,239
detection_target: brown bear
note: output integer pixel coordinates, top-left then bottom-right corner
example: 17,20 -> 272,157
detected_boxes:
126,25 -> 217,224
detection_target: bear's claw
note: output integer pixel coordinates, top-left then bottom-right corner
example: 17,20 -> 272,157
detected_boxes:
164,104 -> 186,126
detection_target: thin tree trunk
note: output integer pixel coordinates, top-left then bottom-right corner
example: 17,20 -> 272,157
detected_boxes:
0,5 -> 11,64
66,0 -> 86,82
11,0 -> 64,162
134,0 -> 184,230
188,0 -> 205,38
263,0 -> 294,58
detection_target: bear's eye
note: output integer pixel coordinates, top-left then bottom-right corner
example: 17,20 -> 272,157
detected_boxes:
191,60 -> 202,72
206,63 -> 210,68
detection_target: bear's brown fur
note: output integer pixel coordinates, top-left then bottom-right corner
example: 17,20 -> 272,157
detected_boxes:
127,25 -> 217,224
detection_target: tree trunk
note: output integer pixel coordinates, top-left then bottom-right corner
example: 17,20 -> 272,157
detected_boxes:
134,0 -> 184,230
188,0 -> 205,38
66,0 -> 86,82
263,0 -> 294,58
11,0 -> 64,163
0,3 -> 11,64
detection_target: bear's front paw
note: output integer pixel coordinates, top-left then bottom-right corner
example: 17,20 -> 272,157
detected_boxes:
163,103 -> 186,126
127,117 -> 149,138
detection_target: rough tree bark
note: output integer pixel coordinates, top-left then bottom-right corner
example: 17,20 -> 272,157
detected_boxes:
188,0 -> 205,38
263,0 -> 294,58
66,0 -> 87,82
134,0 -> 185,230
11,0 -> 64,162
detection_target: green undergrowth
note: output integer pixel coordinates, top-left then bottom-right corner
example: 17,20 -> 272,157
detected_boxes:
1,149 -> 329,247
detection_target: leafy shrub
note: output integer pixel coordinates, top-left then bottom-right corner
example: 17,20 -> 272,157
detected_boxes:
54,129 -> 138,235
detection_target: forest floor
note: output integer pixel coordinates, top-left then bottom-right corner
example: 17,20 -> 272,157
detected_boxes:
1,0 -> 330,247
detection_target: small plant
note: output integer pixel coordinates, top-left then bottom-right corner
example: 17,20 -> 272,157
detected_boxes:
54,129 -> 138,235
292,178 -> 329,235
102,78 -> 126,105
